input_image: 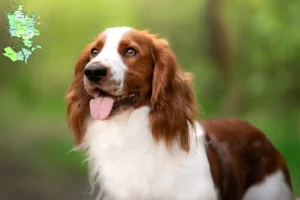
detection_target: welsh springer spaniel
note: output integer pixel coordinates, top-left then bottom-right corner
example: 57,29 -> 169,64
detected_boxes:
65,27 -> 294,200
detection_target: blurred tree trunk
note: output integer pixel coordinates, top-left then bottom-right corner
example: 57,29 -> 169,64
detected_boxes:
204,0 -> 231,81
204,0 -> 246,114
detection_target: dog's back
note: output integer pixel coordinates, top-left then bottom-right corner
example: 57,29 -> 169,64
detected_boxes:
203,118 -> 293,200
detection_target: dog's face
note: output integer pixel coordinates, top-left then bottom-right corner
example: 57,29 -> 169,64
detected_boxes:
83,27 -> 154,119
66,27 -> 197,151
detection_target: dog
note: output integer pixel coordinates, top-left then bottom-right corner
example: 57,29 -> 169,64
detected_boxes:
65,27 -> 293,200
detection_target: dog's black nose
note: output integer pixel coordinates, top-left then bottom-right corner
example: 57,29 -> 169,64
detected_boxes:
84,63 -> 107,82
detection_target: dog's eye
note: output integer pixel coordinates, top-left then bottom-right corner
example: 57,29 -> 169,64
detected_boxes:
124,48 -> 137,57
91,48 -> 98,56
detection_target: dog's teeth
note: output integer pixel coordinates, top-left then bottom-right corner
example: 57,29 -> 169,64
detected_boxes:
94,90 -> 99,98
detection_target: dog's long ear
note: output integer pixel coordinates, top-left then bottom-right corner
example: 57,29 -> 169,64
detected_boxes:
149,36 -> 198,152
65,43 -> 93,145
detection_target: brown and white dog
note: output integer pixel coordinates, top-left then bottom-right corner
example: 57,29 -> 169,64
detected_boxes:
65,27 -> 293,200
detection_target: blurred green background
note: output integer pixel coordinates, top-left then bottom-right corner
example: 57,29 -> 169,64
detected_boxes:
0,0 -> 299,199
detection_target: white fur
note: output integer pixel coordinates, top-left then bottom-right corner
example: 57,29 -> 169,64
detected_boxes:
88,27 -> 132,95
242,170 -> 293,200
83,106 -> 218,200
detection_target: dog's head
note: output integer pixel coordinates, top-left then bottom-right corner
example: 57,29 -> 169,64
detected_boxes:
65,27 -> 198,151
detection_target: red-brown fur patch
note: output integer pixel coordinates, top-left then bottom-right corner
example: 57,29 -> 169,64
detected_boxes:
202,119 -> 292,200
65,43 -> 93,145
149,35 -> 198,151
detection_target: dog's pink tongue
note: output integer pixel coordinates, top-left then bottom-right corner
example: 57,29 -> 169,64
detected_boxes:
89,96 -> 114,120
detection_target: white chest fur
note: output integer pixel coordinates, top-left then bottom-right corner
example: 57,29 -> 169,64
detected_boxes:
84,106 -> 218,200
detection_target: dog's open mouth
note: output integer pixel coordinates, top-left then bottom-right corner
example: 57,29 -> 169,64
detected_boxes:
89,88 -> 139,120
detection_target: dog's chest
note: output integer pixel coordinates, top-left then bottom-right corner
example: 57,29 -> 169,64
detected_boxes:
84,107 -> 218,200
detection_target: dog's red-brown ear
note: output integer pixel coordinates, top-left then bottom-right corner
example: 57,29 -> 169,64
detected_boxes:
150,36 -> 198,152
65,43 -> 93,145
